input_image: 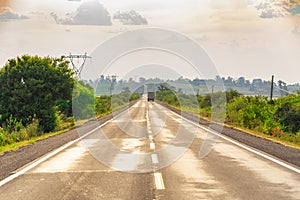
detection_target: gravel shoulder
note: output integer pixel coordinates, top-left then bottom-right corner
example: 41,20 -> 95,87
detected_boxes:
1,102 -> 299,181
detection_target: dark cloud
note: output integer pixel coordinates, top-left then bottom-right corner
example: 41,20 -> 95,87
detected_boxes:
51,0 -> 111,25
113,10 -> 148,25
0,7 -> 28,21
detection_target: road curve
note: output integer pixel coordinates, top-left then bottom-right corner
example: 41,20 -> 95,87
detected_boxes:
0,99 -> 299,200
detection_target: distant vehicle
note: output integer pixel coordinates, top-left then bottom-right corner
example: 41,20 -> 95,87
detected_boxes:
147,92 -> 155,101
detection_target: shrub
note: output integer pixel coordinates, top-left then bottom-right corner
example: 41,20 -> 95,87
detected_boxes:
0,118 -> 40,146
274,95 -> 300,134
271,127 -> 285,137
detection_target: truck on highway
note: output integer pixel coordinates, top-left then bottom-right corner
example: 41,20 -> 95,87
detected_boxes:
147,92 -> 155,101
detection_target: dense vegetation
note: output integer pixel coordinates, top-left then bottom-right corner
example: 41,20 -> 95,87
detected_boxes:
0,55 -> 298,147
0,55 -> 140,148
96,88 -> 140,116
156,84 -> 300,145
227,94 -> 300,143
0,55 -> 75,133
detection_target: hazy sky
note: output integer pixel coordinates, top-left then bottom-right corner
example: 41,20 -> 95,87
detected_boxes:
1,0 -> 300,83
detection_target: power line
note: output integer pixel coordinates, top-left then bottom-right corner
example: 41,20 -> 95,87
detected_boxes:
65,53 -> 92,79
273,85 -> 297,95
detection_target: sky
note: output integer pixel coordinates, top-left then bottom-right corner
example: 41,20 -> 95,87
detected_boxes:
0,0 -> 300,83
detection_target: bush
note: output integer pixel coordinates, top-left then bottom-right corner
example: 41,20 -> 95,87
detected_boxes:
72,81 -> 95,120
274,95 -> 300,134
95,90 -> 140,116
271,127 -> 285,137
226,96 -> 277,134
0,118 -> 40,146
0,55 -> 75,133
96,95 -> 111,116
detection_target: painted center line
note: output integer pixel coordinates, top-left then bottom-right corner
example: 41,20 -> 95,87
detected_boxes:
151,154 -> 159,164
150,142 -> 155,150
154,172 -> 165,190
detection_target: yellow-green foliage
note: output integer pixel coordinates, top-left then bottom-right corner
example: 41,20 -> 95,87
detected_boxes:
157,87 -> 300,144
0,117 -> 39,146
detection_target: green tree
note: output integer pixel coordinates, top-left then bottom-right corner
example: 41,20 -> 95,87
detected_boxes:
226,90 -> 241,103
0,55 -> 74,132
274,95 -> 300,133
72,81 -> 95,120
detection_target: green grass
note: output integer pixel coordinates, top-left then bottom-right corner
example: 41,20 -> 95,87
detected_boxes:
0,100 -> 137,155
0,127 -> 73,155
224,124 -> 300,150
159,101 -> 300,150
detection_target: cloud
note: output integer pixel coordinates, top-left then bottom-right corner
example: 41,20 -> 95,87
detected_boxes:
209,0 -> 249,9
292,26 -> 300,35
29,11 -> 45,16
113,10 -> 148,25
256,1 -> 289,18
0,0 -> 10,7
259,9 -> 285,18
0,7 -> 28,21
51,0 -> 111,25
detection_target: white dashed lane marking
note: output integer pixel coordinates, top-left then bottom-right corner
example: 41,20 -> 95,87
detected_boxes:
147,102 -> 166,191
150,142 -> 155,150
154,172 -> 165,190
151,154 -> 159,164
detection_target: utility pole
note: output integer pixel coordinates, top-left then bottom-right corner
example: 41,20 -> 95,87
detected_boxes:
106,75 -> 118,95
65,53 -> 92,79
270,75 -> 274,102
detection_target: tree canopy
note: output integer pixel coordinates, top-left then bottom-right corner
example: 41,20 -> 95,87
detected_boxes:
0,55 -> 75,132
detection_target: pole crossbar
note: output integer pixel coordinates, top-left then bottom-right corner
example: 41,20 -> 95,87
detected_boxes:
65,52 -> 92,79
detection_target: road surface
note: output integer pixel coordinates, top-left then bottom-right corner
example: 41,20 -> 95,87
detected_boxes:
0,99 -> 299,200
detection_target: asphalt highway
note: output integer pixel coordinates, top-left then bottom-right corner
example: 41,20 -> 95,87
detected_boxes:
0,98 -> 299,200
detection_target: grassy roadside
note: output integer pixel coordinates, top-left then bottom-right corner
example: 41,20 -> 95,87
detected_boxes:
0,114 -> 106,155
0,116 -> 107,155
0,100 -> 138,155
0,127 -> 74,155
160,101 -> 300,150
2,99 -> 299,155
224,124 -> 300,150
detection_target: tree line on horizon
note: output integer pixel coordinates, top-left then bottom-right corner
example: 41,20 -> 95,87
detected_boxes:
85,75 -> 299,97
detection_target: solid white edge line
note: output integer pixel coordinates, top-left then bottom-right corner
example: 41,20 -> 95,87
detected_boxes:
165,104 -> 300,174
0,103 -> 135,187
154,172 -> 165,190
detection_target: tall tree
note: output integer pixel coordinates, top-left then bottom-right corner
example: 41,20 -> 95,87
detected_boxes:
0,55 -> 75,132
